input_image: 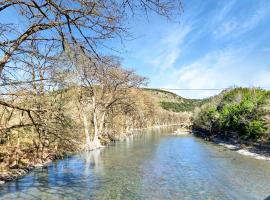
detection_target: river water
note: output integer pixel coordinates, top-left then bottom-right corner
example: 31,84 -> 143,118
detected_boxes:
0,127 -> 270,200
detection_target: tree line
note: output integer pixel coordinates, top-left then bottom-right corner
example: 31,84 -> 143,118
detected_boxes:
0,0 -> 184,171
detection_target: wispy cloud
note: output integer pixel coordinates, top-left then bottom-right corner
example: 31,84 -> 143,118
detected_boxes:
213,3 -> 270,39
215,0 -> 237,23
263,48 -> 270,52
213,20 -> 238,39
166,46 -> 270,98
148,25 -> 191,72
123,0 -> 270,99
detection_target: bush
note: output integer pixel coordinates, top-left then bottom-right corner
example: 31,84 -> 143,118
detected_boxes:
193,88 -> 270,142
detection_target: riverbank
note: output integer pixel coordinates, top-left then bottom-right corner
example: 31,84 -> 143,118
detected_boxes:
193,130 -> 270,161
0,154 -> 66,185
0,162 -> 49,185
129,125 -> 270,161
0,146 -> 102,184
0,124 -> 183,185
1,128 -> 270,200
216,140 -> 270,161
192,87 -> 270,162
112,124 -> 186,141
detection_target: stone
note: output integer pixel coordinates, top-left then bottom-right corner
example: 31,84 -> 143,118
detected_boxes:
9,161 -> 19,169
34,164 -> 44,168
16,169 -> 26,175
173,128 -> 191,135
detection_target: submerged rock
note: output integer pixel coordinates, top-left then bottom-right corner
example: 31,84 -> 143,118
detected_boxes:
172,128 -> 191,135
34,164 -> 44,168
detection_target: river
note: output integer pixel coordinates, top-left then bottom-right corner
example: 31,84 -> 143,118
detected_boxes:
0,127 -> 270,200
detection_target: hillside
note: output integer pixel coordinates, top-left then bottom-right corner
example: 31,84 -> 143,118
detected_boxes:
192,87 -> 270,144
145,87 -> 270,145
144,88 -> 207,112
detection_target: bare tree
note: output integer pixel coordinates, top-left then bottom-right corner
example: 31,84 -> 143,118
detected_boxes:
0,0 -> 183,168
68,53 -> 146,149
0,42 -> 77,166
0,0 -> 182,78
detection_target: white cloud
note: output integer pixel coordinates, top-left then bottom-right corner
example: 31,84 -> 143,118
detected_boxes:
123,0 -> 270,99
214,4 -> 270,39
215,0 -> 237,23
148,25 -> 191,72
213,20 -> 238,38
162,47 -> 270,99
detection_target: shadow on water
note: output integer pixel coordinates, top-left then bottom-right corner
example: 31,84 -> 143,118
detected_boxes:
265,196 -> 270,200
0,128 -> 174,199
0,149 -> 107,199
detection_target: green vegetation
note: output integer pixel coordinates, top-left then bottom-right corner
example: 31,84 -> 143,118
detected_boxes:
193,88 -> 270,143
160,100 -> 204,112
3,83 -> 269,175
144,88 -> 206,112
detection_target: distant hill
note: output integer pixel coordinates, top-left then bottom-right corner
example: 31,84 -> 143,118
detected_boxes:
143,88 -> 208,112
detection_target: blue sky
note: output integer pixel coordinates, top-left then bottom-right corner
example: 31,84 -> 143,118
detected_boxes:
117,0 -> 270,99
1,0 -> 270,99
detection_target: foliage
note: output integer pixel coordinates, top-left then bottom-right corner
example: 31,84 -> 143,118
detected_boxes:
144,89 -> 205,112
193,88 -> 270,142
160,100 -> 204,112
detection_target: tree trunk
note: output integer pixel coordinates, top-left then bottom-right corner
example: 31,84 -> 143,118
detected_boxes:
82,109 -> 91,150
92,96 -> 98,138
98,112 -> 106,134
92,96 -> 102,148
92,110 -> 101,146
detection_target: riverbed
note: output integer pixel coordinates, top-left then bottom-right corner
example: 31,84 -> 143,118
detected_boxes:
0,127 -> 270,200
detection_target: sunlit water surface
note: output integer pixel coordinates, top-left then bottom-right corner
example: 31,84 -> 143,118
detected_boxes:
1,127 -> 270,200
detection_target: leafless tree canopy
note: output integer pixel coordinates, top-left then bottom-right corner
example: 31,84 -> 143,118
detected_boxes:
0,0 -> 184,169
0,0 -> 182,79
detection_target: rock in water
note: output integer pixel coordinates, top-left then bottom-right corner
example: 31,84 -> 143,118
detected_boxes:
173,128 -> 191,135
34,164 -> 44,168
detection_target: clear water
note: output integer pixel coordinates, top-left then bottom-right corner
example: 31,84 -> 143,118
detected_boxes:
1,127 -> 270,200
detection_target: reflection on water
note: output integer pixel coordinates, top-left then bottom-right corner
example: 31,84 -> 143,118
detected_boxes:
0,127 -> 270,200
85,149 -> 103,174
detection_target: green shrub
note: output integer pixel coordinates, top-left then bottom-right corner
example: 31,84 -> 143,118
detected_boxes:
193,88 -> 270,142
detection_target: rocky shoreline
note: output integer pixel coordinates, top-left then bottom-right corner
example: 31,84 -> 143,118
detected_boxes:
0,166 -> 33,185
0,133 -> 126,185
3,127 -> 269,186
193,130 -> 270,161
215,140 -> 270,161
0,124 -> 181,185
0,161 -> 53,185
